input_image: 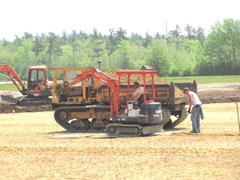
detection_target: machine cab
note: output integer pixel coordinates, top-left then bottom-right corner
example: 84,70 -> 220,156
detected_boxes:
27,65 -> 52,97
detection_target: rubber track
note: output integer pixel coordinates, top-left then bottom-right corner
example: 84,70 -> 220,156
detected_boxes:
105,124 -> 143,137
170,108 -> 188,128
54,105 -> 110,132
19,98 -> 51,106
161,107 -> 172,126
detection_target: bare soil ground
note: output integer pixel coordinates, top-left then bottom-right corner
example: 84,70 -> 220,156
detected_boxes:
0,83 -> 240,179
0,102 -> 240,179
197,83 -> 240,103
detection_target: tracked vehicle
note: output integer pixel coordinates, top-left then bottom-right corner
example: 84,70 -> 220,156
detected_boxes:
96,73 -> 194,129
105,70 -> 163,136
51,67 -> 113,132
51,67 -> 196,132
0,64 -> 52,106
51,67 -> 163,136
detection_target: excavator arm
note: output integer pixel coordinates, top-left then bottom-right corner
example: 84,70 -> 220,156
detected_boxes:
61,67 -> 119,115
63,68 -> 118,91
0,64 -> 26,95
64,68 -> 97,87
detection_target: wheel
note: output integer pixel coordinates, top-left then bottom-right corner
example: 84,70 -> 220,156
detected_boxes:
54,109 -> 75,131
102,119 -> 111,126
80,119 -> 91,131
55,109 -> 70,121
70,119 -> 90,131
107,126 -> 116,134
58,110 -> 69,121
91,119 -> 110,131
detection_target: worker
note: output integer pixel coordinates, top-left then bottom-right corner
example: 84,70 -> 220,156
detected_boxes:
38,82 -> 46,91
130,82 -> 144,104
34,82 -> 46,92
183,87 -> 204,133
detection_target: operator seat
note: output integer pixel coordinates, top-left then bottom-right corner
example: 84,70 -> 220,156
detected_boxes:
137,94 -> 144,105
137,93 -> 150,105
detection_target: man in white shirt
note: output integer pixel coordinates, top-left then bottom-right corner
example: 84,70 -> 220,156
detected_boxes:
183,87 -> 204,133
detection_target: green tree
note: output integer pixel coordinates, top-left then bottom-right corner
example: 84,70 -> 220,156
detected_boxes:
112,40 -> 131,69
116,27 -> 128,43
69,30 -> 79,62
154,32 -> 165,39
0,44 -> 14,65
203,18 -> 240,75
46,32 -> 63,67
168,25 -> 184,51
185,24 -> 196,40
61,31 -> 68,45
90,28 -> 104,62
196,27 -> 205,48
22,32 -> 33,39
168,25 -> 181,38
106,29 -> 117,68
142,33 -> 153,48
172,39 -> 203,76
145,40 -> 170,76
106,28 -> 128,68
13,39 -> 35,79
32,34 -> 45,62
129,33 -> 142,42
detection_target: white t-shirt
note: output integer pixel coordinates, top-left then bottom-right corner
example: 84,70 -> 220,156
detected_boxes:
189,91 -> 202,106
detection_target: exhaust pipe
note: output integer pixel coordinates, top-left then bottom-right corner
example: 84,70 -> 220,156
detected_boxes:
97,60 -> 101,70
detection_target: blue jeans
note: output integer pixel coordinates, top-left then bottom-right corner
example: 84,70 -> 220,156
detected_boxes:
191,105 -> 202,132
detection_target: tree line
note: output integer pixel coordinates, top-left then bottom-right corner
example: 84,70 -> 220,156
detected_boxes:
0,18 -> 240,80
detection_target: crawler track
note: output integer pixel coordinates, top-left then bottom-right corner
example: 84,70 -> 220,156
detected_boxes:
163,108 -> 188,129
54,105 -> 111,132
161,107 -> 172,127
105,124 -> 143,137
105,124 -> 161,137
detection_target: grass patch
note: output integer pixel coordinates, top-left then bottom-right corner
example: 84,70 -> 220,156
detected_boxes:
0,83 -> 19,91
163,75 -> 240,84
0,75 -> 239,91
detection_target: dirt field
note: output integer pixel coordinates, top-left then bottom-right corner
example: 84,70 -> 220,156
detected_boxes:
0,83 -> 240,179
198,83 -> 240,103
0,102 -> 240,180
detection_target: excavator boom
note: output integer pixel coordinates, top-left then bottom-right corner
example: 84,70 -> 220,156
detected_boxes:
60,67 -> 119,115
0,64 -> 26,94
63,68 -> 117,91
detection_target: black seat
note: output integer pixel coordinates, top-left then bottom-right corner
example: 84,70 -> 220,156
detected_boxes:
137,94 -> 144,105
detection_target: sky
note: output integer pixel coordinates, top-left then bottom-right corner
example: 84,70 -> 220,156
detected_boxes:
1,0 -> 240,41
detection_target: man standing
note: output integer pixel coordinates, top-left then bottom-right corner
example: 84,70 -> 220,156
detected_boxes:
183,87 -> 204,133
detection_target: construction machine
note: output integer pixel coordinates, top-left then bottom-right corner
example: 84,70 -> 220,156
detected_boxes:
51,66 -> 196,132
51,67 -> 163,136
0,64 -> 52,105
51,67 -> 116,132
105,70 -> 163,136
